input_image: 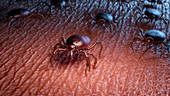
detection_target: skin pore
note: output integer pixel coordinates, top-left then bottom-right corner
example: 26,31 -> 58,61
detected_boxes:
0,0 -> 170,95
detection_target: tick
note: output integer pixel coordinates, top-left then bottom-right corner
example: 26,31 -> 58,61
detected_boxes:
39,0 -> 71,13
4,7 -> 44,25
116,0 -> 132,5
88,13 -> 117,31
129,28 -> 169,58
136,7 -> 168,25
147,0 -> 163,4
50,34 -> 103,75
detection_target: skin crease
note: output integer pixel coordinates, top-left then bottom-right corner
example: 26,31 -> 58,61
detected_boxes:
0,0 -> 170,95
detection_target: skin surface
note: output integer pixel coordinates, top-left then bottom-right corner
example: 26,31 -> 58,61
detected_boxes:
0,0 -> 170,95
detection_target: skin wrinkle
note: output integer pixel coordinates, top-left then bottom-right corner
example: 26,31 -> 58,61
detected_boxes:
52,65 -> 75,93
0,55 -> 13,78
0,0 -> 170,95
17,64 -> 44,95
90,62 -> 104,94
1,55 -> 18,84
120,60 -> 130,95
1,22 -> 34,53
62,69 -> 81,95
1,63 -> 17,95
12,72 -> 40,95
53,69 -> 71,95
2,36 -> 27,59
0,31 -> 17,52
15,65 -> 38,93
26,71 -> 51,95
13,44 -> 47,94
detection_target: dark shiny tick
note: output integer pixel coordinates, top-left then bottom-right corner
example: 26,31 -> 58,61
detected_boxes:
4,8 -> 44,25
51,0 -> 67,8
129,28 -> 169,58
136,7 -> 168,25
40,0 -> 70,12
143,4 -> 156,9
51,35 -> 103,75
147,0 -> 163,4
88,13 -> 117,31
116,0 -> 132,3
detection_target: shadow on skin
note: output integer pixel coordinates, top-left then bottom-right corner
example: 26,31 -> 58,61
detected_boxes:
50,51 -> 85,69
0,0 -> 170,95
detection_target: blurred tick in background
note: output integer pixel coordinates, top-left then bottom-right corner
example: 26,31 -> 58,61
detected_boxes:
129,28 -> 170,58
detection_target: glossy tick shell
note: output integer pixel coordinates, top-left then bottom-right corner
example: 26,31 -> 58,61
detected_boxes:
145,30 -> 166,43
148,0 -> 162,3
66,35 -> 91,49
95,13 -> 114,23
7,8 -> 30,18
50,0 -> 66,7
51,34 -> 102,75
145,8 -> 162,19
118,0 -> 130,2
148,0 -> 157,2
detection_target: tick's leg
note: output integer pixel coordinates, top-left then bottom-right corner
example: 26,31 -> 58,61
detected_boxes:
53,43 -> 62,53
139,28 -> 144,37
25,8 -> 45,20
98,19 -> 106,29
50,48 -> 65,69
50,48 -> 66,62
111,22 -> 117,30
139,44 -> 152,59
87,42 -> 103,58
61,37 -> 67,45
162,18 -> 168,24
142,16 -> 149,23
163,43 -> 170,53
81,51 -> 91,76
87,13 -> 95,21
69,49 -> 75,57
109,23 -> 113,34
8,18 -> 17,26
160,43 -> 169,55
87,53 -> 97,69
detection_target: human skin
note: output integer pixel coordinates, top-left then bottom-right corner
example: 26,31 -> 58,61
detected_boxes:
0,0 -> 170,95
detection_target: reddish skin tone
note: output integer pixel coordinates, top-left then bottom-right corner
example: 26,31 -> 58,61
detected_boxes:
0,0 -> 170,95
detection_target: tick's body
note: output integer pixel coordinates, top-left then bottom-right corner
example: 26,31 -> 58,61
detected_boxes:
129,29 -> 169,58
145,30 -> 166,43
95,13 -> 114,23
135,7 -> 168,25
51,35 -> 103,75
50,0 -> 66,8
88,13 -> 117,32
148,0 -> 163,4
145,8 -> 162,19
4,7 -> 44,26
7,8 -> 30,18
66,35 -> 91,50
39,0 -> 71,13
